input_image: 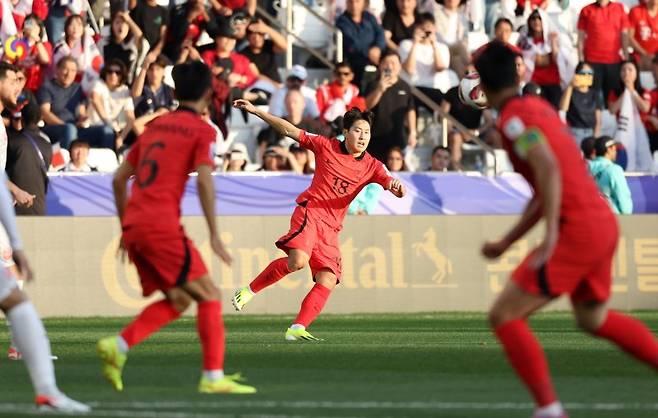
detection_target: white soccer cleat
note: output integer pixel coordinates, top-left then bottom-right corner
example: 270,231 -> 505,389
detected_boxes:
36,393 -> 91,413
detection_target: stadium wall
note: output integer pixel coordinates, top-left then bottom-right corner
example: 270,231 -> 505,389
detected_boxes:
16,215 -> 658,317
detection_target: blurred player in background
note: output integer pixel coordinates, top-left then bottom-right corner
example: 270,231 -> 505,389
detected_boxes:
0,59 -> 89,413
97,61 -> 256,394
475,41 -> 658,418
231,99 -> 406,341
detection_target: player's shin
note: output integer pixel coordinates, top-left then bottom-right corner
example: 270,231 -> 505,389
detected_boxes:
494,319 -> 557,407
249,257 -> 291,293
7,301 -> 58,397
293,283 -> 332,328
594,310 -> 658,369
120,299 -> 181,349
197,300 -> 225,377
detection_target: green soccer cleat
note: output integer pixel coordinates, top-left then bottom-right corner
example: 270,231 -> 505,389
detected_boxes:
285,327 -> 322,341
198,373 -> 257,394
97,336 -> 127,392
231,287 -> 254,311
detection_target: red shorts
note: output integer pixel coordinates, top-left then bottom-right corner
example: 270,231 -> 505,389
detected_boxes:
275,203 -> 342,280
122,225 -> 208,297
512,221 -> 619,303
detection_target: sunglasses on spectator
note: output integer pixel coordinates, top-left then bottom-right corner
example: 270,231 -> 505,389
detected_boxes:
336,71 -> 352,76
577,70 -> 594,75
107,68 -> 122,75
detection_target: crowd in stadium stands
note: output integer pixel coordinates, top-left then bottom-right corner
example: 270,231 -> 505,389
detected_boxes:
2,0 -> 657,213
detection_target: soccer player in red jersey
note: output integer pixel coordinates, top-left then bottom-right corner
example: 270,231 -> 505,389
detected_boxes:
474,41 -> 658,418
231,99 -> 406,341
96,61 -> 256,394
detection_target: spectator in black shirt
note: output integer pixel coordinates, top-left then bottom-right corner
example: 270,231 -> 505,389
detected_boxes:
6,100 -> 51,216
440,76 -> 494,170
130,0 -> 169,56
365,51 -> 417,162
239,19 -> 287,94
382,0 -> 418,52
101,11 -> 149,84
559,62 -> 603,147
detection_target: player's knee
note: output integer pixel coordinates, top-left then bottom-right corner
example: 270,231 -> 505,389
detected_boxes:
574,315 -> 600,334
167,292 -> 193,313
488,308 -> 512,328
287,257 -> 306,272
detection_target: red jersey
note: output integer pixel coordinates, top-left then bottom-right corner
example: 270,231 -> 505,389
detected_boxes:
201,50 -> 257,89
498,96 -> 613,225
296,130 -> 393,228
123,108 -> 216,230
629,5 -> 658,56
577,2 -> 630,64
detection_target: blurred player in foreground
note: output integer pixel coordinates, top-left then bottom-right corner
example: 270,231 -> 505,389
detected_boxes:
475,41 -> 658,418
97,61 -> 256,394
231,100 -> 406,341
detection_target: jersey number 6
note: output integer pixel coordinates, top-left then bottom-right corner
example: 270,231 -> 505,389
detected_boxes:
136,142 -> 166,188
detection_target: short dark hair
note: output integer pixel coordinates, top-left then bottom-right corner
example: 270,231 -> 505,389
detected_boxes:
574,61 -> 591,74
21,100 -> 41,126
494,17 -> 513,31
415,12 -> 435,27
343,108 -> 373,130
380,50 -> 401,63
474,40 -> 519,94
0,62 -> 19,80
57,55 -> 77,69
334,61 -> 353,73
431,145 -> 450,156
69,138 -> 91,151
580,136 -> 596,158
150,54 -> 170,69
172,61 -> 212,102
100,58 -> 127,83
594,135 -> 616,156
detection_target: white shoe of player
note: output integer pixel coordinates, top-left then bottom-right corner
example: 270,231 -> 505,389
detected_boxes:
36,393 -> 91,413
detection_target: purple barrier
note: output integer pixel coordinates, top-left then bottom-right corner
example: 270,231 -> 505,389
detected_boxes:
45,172 -> 658,216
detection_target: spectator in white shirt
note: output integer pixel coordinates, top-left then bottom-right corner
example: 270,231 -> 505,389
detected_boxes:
399,13 -> 451,105
433,0 -> 470,77
268,65 -> 319,119
59,139 -> 98,172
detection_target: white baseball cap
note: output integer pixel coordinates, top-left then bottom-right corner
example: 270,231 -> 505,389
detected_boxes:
287,65 -> 308,81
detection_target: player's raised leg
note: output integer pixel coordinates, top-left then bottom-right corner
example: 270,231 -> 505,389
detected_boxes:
488,281 -> 565,418
232,242 -> 309,311
97,291 -> 188,392
573,301 -> 658,369
182,276 -> 256,394
286,269 -> 337,341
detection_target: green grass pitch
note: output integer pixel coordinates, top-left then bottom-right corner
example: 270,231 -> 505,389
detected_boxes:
1,312 -> 657,418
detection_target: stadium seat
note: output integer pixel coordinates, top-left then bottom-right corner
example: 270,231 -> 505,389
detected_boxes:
87,149 -> 119,173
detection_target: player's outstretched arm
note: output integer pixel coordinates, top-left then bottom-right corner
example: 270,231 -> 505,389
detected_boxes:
113,161 -> 135,224
196,164 -> 233,266
388,178 -> 406,198
233,99 -> 301,142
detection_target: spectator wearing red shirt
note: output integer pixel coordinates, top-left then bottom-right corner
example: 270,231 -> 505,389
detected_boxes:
4,14 -> 51,93
577,0 -> 630,103
316,62 -> 366,123
629,0 -> 658,70
201,23 -> 259,101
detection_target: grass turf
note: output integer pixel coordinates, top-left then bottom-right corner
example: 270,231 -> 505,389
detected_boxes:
0,312 -> 656,418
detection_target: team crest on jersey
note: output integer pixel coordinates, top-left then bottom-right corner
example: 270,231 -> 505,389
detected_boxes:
503,116 -> 526,140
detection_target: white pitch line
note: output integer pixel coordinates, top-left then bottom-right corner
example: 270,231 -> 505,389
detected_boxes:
13,400 -> 658,411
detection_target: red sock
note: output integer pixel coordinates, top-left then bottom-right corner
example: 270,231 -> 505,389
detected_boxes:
494,319 -> 557,407
293,283 -> 331,327
197,300 -> 225,371
120,300 -> 181,348
595,310 -> 658,369
250,257 -> 291,293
